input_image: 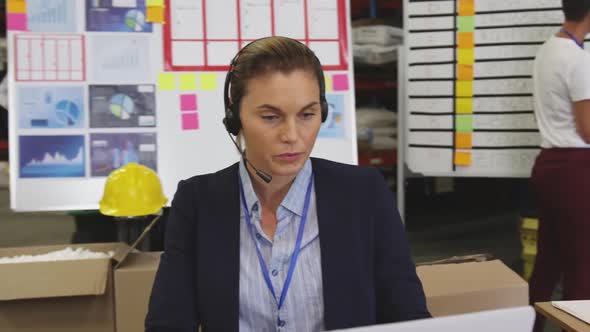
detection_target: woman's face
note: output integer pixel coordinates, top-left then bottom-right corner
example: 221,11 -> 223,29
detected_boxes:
239,69 -> 322,178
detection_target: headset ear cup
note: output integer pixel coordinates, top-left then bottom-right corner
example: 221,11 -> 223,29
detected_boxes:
223,106 -> 241,136
231,104 -> 241,135
320,99 -> 329,123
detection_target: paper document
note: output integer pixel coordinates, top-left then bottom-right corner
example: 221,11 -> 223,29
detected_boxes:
552,301 -> 590,324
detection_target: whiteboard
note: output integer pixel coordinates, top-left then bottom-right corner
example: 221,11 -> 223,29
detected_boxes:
8,0 -> 357,212
403,0 -> 582,177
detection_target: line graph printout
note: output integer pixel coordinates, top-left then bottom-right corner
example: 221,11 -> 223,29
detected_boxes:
14,34 -> 85,82
405,0 -> 574,177
163,0 -> 349,71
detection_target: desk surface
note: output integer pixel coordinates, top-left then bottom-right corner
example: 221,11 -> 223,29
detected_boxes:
535,302 -> 590,332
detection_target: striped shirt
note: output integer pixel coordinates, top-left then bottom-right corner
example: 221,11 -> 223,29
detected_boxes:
238,158 -> 325,332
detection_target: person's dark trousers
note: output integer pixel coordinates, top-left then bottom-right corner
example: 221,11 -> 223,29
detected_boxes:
529,148 -> 590,332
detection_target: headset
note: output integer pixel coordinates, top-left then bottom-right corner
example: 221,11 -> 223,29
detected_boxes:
222,38 -> 329,136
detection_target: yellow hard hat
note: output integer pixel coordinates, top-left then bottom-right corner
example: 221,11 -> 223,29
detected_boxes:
99,163 -> 167,217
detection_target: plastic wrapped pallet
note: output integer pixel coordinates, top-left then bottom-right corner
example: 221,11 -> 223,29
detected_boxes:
352,25 -> 403,46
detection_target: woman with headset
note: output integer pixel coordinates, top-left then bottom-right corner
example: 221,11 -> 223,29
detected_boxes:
146,36 -> 429,332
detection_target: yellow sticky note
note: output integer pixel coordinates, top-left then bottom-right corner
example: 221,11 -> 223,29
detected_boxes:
146,6 -> 165,23
456,81 -> 473,97
158,73 -> 176,90
454,151 -> 472,166
200,73 -> 217,90
456,98 -> 473,114
7,0 -> 26,13
457,65 -> 474,80
455,133 -> 473,149
147,0 -> 164,6
325,74 -> 333,92
458,48 -> 475,65
179,73 -> 197,90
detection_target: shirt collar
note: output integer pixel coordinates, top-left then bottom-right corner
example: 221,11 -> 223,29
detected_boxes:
238,158 -> 313,217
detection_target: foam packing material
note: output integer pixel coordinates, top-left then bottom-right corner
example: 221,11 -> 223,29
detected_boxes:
0,247 -> 114,264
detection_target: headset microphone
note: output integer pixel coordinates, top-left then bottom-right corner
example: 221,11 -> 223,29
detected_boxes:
227,132 -> 273,184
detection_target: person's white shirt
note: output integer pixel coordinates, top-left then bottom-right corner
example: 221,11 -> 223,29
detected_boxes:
533,36 -> 590,148
0,75 -> 7,110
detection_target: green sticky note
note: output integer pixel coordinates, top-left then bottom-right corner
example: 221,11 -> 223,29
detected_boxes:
200,73 -> 217,90
458,16 -> 475,32
179,73 -> 197,90
147,0 -> 164,6
158,73 -> 176,90
456,115 -> 473,132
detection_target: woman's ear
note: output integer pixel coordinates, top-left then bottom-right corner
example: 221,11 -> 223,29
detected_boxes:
236,132 -> 244,151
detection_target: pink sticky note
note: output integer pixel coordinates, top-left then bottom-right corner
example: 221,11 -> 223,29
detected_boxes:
7,13 -> 27,31
180,94 -> 197,111
182,113 -> 199,130
332,74 -> 349,91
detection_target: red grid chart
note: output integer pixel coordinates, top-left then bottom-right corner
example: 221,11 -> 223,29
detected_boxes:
14,34 -> 86,82
164,0 -> 349,71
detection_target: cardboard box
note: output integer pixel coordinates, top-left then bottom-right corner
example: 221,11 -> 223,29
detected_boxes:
417,260 -> 529,317
115,251 -> 161,332
0,242 -> 129,332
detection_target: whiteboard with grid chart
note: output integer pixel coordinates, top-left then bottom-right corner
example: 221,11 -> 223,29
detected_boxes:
404,0 -> 579,177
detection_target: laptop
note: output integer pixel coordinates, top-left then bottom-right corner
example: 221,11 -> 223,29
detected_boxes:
332,306 -> 535,332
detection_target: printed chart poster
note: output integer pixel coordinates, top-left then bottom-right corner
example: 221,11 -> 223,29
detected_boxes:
18,86 -> 84,129
15,34 -> 85,82
319,94 -> 345,138
19,135 -> 85,178
90,133 -> 157,177
86,0 -> 152,32
27,0 -> 78,32
91,35 -> 150,82
89,85 -> 156,128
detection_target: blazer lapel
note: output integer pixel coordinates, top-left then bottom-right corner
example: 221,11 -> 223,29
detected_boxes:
201,163 -> 241,331
312,158 -> 359,330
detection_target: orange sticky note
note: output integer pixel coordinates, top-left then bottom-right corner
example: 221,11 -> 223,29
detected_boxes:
146,6 -> 165,23
458,0 -> 475,16
456,98 -> 473,114
456,81 -> 473,97
457,65 -> 474,80
455,133 -> 473,149
458,32 -> 474,48
454,151 -> 472,166
7,0 -> 26,13
458,48 -> 475,65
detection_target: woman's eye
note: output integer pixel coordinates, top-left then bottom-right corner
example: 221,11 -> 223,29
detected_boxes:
262,115 -> 278,121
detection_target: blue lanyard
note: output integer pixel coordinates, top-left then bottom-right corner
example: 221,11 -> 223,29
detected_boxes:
238,173 -> 314,322
561,28 -> 584,49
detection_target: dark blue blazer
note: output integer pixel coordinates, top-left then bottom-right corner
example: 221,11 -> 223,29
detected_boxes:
146,158 -> 430,331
